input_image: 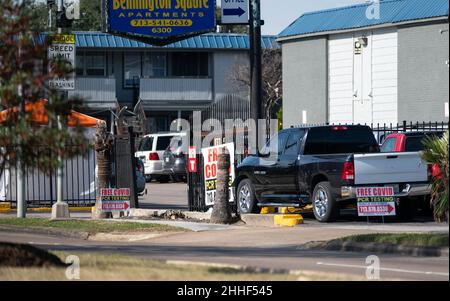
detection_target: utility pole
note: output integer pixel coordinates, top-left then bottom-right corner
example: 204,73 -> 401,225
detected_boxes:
51,0 -> 70,219
249,0 -> 262,153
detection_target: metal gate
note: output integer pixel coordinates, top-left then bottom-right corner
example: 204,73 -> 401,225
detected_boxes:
1,146 -> 97,208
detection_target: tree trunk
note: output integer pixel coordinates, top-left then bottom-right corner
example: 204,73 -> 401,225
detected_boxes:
92,123 -> 113,219
210,148 -> 232,224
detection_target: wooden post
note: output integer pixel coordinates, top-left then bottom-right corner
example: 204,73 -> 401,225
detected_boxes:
211,148 -> 232,224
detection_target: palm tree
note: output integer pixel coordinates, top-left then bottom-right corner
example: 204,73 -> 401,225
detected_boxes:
421,131 -> 449,222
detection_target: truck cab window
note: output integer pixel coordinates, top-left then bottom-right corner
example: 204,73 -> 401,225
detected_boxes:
284,130 -> 304,156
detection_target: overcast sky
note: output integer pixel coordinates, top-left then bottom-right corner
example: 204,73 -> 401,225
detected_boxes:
261,0 -> 365,35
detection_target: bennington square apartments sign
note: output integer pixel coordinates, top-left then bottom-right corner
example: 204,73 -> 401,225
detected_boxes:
105,0 -> 216,44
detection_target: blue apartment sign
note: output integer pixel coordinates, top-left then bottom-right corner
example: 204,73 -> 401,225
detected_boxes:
105,0 -> 216,45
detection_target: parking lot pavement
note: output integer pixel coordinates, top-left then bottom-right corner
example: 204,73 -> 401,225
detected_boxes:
139,182 -> 188,210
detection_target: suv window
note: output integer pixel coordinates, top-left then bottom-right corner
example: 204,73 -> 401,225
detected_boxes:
381,137 -> 397,153
139,137 -> 154,151
284,130 -> 305,156
156,136 -> 175,151
304,127 -> 379,155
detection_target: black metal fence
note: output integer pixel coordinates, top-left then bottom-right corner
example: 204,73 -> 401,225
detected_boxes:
187,120 -> 449,212
1,146 -> 97,208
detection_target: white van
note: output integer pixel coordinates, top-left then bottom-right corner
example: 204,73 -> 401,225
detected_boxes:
135,132 -> 185,183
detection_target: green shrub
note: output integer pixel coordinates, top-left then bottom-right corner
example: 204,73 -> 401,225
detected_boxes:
421,131 -> 449,222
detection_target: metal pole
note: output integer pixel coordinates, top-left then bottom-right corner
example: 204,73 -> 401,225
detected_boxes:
17,84 -> 26,218
249,0 -> 262,153
51,0 -> 70,218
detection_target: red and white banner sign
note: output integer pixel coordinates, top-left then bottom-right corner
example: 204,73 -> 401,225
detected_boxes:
188,146 -> 197,173
356,187 -> 394,197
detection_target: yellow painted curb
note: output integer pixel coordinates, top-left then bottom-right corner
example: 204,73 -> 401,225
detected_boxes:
274,214 -> 304,227
0,207 -> 93,213
260,207 -> 276,214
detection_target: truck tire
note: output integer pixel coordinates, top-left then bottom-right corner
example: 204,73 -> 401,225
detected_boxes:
312,182 -> 340,223
237,179 -> 259,214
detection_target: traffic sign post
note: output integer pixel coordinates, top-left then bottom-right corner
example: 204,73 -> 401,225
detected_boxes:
221,0 -> 249,24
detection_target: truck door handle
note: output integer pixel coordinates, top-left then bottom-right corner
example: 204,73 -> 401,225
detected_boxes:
387,155 -> 398,159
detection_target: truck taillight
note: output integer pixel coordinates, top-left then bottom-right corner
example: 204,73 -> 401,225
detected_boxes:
429,163 -> 442,179
342,161 -> 355,181
149,152 -> 160,161
332,126 -> 349,131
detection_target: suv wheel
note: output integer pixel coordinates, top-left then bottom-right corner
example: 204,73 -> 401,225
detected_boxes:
312,182 -> 339,223
237,179 -> 259,214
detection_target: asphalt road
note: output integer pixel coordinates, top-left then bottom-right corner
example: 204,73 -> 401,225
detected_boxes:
0,226 -> 448,281
139,182 -> 188,210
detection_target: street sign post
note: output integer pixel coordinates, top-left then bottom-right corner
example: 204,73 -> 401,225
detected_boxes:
48,34 -> 76,90
221,0 -> 249,24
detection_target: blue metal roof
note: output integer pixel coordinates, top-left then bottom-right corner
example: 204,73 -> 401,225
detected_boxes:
279,0 -> 449,39
70,32 -> 279,49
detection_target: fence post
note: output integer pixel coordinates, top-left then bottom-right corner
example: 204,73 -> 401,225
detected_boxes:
403,120 -> 407,132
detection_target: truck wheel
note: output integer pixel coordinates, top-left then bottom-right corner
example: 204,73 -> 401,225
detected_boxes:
237,179 -> 259,214
312,182 -> 339,223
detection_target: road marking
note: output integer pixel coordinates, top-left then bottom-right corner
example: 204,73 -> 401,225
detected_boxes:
316,262 -> 449,277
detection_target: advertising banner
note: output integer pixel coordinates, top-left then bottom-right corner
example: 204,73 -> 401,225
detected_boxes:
356,187 -> 397,217
201,143 -> 235,207
105,0 -> 216,44
100,188 -> 131,212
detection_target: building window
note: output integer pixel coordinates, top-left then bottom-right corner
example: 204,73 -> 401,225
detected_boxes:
170,52 -> 209,77
85,52 -> 106,76
124,52 -> 142,87
75,51 -> 106,77
143,52 -> 167,78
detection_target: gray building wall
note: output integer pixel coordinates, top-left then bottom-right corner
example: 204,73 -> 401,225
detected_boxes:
398,21 -> 449,122
281,37 -> 328,128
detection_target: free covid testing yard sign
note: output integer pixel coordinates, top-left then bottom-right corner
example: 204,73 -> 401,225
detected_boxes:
106,0 -> 216,44
202,143 -> 235,207
356,187 -> 396,217
100,188 -> 131,212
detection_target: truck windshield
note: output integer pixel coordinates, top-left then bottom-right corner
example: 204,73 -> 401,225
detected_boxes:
304,127 -> 379,155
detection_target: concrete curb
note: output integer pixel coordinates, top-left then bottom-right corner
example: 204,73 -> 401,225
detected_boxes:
129,209 -> 212,222
0,225 -> 89,240
300,240 -> 449,257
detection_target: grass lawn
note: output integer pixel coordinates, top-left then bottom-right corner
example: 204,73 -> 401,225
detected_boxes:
0,251 -> 365,281
336,233 -> 449,248
0,218 -> 186,234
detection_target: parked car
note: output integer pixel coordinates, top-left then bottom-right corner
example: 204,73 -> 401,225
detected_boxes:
380,131 -> 445,153
135,132 -> 184,183
162,133 -> 187,182
135,158 -> 147,195
380,131 -> 445,214
235,125 -> 432,222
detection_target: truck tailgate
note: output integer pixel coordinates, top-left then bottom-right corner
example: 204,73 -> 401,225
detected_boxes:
354,152 -> 428,185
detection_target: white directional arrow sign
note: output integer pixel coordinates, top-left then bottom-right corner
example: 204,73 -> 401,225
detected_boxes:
221,0 -> 249,24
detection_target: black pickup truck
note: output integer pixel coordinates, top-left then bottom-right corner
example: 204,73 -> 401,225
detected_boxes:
234,125 -> 431,222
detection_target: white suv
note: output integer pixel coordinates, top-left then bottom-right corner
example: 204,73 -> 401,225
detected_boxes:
135,132 -> 184,183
